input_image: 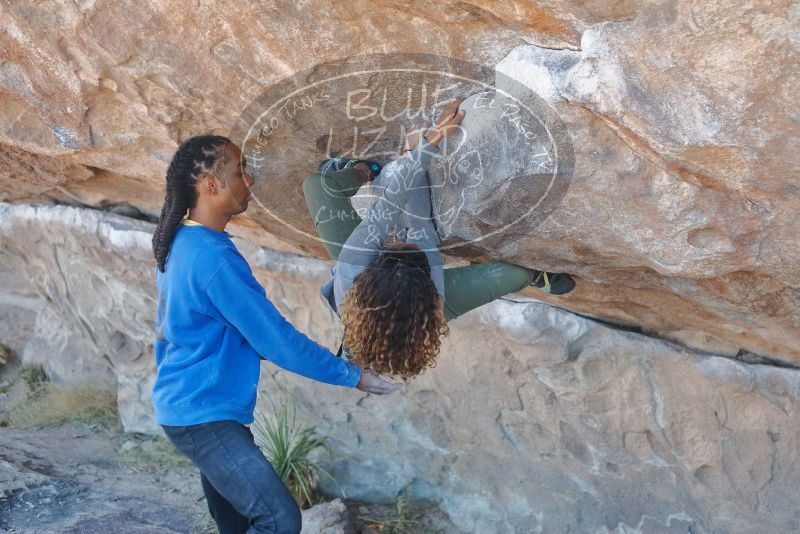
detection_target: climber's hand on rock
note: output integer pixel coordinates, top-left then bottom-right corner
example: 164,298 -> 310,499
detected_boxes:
424,98 -> 466,147
355,367 -> 403,395
403,126 -> 426,153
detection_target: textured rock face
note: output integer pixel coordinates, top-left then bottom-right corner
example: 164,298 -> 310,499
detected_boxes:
427,87 -> 574,242
300,498 -> 351,534
485,2 -> 800,363
0,203 -> 157,433
1,1 -> 799,530
0,202 -> 331,433
2,203 -> 799,532
0,1 -> 797,363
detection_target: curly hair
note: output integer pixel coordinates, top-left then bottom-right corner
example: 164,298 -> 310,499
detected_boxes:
152,134 -> 231,272
339,237 -> 450,379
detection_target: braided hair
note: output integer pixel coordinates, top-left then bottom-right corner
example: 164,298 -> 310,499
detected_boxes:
152,135 -> 231,272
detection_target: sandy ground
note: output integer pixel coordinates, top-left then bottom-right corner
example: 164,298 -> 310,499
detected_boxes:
0,422 -> 208,533
0,418 -> 454,533
0,318 -> 455,533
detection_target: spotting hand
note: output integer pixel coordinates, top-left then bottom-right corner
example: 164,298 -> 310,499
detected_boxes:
356,367 -> 403,395
423,98 -> 466,147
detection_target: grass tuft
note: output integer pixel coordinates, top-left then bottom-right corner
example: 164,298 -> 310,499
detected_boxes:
358,493 -> 423,534
119,435 -> 190,471
20,363 -> 48,391
192,509 -> 217,534
0,343 -> 12,367
251,399 -> 334,509
7,381 -> 120,430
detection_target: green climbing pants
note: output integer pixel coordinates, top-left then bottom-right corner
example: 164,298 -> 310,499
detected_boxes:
302,167 -> 535,322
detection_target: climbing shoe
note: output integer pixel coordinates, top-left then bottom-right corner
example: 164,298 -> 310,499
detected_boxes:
528,271 -> 576,295
318,157 -> 382,179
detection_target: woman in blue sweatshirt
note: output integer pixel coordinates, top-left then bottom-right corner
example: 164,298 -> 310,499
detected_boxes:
151,135 -> 400,534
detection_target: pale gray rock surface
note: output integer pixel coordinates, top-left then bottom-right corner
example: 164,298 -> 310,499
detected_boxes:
427,88 -> 574,244
0,425 -> 203,533
301,498 -> 352,534
2,203 -> 799,533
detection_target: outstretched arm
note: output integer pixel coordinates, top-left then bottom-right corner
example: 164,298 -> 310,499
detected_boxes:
205,257 -> 402,394
205,257 -> 362,387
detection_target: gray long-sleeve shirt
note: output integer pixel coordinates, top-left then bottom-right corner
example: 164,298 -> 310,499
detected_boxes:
320,139 -> 445,316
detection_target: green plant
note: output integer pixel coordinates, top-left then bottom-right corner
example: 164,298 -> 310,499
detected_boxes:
358,493 -> 422,534
192,508 -> 216,533
0,343 -> 12,367
251,400 -> 334,508
20,363 -> 48,391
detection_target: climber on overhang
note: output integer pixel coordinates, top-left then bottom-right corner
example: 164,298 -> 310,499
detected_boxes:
302,98 -> 576,380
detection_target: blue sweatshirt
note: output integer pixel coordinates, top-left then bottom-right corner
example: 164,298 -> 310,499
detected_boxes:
152,222 -> 362,426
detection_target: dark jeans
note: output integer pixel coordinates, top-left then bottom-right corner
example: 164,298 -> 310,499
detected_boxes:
162,420 -> 301,534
